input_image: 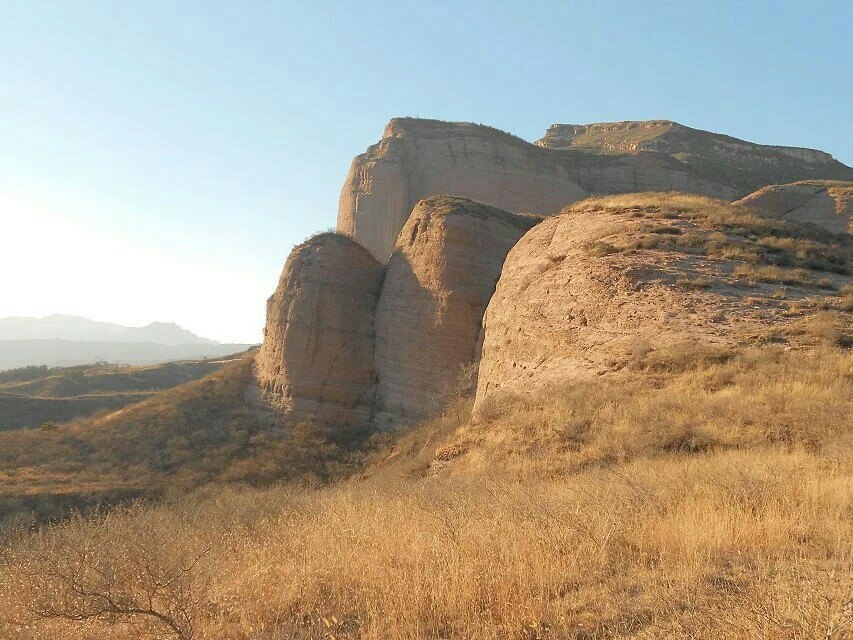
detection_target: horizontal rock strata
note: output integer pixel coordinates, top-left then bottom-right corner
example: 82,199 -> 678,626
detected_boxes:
537,120 -> 853,196
338,119 -> 587,262
339,118 -> 852,264
733,180 -> 853,234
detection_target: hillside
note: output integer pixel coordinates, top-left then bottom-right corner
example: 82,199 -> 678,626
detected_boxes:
2,176 -> 852,638
0,355 -> 382,525
1,342 -> 849,639
0,356 -> 240,431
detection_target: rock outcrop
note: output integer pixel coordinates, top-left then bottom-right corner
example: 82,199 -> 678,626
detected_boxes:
473,194 -> 852,414
538,121 -> 853,197
255,233 -> 384,429
339,118 -> 853,263
338,119 -> 587,263
733,181 -> 853,234
373,196 -> 537,427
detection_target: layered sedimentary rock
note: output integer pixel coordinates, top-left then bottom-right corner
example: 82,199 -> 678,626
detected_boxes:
373,196 -> 537,427
338,118 -> 853,263
338,119 -> 587,262
255,233 -> 384,428
733,181 -> 853,234
538,120 -> 853,196
473,194 -> 852,415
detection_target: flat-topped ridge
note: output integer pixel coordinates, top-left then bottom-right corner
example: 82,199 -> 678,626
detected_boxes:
538,119 -> 838,164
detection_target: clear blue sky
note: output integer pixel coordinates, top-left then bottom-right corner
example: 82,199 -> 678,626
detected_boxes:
1,1 -> 851,343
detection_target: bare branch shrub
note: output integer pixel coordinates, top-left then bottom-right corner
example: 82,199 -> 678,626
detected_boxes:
2,505 -> 213,639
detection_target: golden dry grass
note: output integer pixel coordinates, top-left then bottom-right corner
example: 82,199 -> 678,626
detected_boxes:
2,453 -> 849,639
570,193 -> 852,278
0,357 -> 379,524
1,345 -> 851,639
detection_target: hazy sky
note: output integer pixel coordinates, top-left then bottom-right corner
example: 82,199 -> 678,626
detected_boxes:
1,1 -> 851,343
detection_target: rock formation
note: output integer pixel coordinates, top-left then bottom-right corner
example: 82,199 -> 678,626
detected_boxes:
260,116 -> 853,433
537,121 -> 853,196
255,233 -> 384,429
338,118 -> 853,263
373,196 -> 537,427
337,119 -> 587,263
733,181 -> 853,234
473,194 -> 852,415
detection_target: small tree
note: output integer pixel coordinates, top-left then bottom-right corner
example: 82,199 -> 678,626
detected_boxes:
2,506 -> 212,639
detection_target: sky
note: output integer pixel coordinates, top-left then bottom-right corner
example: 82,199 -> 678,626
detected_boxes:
1,1 -> 851,344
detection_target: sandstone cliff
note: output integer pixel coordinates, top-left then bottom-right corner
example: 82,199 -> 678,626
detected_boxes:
338,119 -> 587,262
538,121 -> 853,197
255,233 -> 384,429
338,118 -> 853,263
373,196 -> 537,427
473,193 -> 852,414
733,180 -> 853,234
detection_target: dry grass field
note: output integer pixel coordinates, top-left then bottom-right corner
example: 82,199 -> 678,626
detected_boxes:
1,343 -> 850,639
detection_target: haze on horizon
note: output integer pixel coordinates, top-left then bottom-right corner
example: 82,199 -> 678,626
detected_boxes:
1,0 -> 851,344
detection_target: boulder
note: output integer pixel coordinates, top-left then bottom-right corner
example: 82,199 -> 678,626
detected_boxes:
373,196 -> 537,427
473,194 -> 852,415
255,233 -> 384,429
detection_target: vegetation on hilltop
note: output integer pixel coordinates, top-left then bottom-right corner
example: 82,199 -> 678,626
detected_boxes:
575,194 -> 852,294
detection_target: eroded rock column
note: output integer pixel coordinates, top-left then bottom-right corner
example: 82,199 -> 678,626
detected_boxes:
255,233 -> 384,430
373,195 -> 538,427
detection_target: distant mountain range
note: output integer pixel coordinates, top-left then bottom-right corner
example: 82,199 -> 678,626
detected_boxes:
0,315 -> 254,369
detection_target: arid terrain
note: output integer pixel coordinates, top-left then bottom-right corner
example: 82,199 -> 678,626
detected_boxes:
1,119 -> 851,640
0,356 -> 242,432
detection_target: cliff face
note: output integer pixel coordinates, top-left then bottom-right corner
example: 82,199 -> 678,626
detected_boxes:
734,181 -> 853,234
338,119 -> 588,262
538,121 -> 853,197
263,116 -> 853,435
255,233 -> 384,429
373,196 -> 537,427
338,119 -> 853,264
473,194 -> 852,415
257,197 -> 537,431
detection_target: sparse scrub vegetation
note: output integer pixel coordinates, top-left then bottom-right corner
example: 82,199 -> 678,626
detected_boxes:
1,343 -> 850,639
4,451 -> 851,639
732,264 -> 812,286
571,193 -> 851,278
837,283 -> 853,311
0,357 -> 376,525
